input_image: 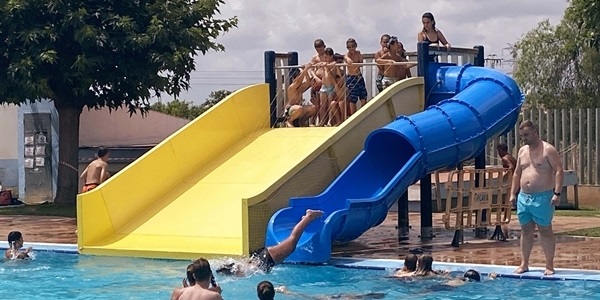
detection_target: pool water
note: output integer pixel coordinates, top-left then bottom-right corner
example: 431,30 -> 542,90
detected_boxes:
1,251 -> 599,299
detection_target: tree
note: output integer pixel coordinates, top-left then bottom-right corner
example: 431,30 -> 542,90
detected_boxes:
203,89 -> 232,107
150,99 -> 203,120
151,89 -> 233,119
512,6 -> 600,108
0,0 -> 238,204
565,0 -> 600,50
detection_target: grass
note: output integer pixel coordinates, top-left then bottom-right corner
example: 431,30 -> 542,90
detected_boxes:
554,209 -> 600,218
511,209 -> 600,218
0,203 -> 76,218
558,227 -> 600,237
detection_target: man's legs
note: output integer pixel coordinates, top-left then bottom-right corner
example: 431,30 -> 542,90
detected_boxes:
515,221 -> 535,273
538,224 -> 556,275
267,209 -> 323,263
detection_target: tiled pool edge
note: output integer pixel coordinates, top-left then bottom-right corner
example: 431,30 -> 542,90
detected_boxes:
327,257 -> 600,282
4,242 -> 600,282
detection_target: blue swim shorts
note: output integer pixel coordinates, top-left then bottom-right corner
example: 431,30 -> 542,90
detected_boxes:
516,190 -> 554,227
346,75 -> 367,103
319,84 -> 335,96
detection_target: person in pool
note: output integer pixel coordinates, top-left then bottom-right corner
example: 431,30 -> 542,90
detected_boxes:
171,263 -> 197,300
393,254 -> 418,278
215,209 -> 324,276
412,254 -> 441,278
4,231 -> 32,259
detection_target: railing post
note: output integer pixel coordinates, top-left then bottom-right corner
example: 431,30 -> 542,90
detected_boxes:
264,51 -> 277,127
417,41 -> 433,240
287,51 -> 299,84
473,45 -> 488,238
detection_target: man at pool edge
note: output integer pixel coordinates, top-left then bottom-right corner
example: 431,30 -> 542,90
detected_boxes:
510,120 -> 564,276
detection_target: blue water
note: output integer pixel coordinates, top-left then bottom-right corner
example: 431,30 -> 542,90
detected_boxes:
1,251 -> 599,299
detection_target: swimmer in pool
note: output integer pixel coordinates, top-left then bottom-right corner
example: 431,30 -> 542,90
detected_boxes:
4,231 -> 32,260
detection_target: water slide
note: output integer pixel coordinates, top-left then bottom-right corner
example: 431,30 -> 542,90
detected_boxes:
77,78 -> 426,259
266,64 -> 524,263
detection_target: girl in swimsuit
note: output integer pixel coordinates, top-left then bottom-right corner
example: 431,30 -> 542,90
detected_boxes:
417,12 -> 451,50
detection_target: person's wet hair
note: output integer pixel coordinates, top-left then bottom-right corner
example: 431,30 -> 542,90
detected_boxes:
7,231 -> 22,247
346,38 -> 357,48
191,258 -> 213,282
497,143 -> 508,152
387,36 -> 399,48
463,269 -> 481,282
403,254 -> 418,272
97,147 -> 109,158
380,34 -> 390,42
519,119 -> 538,133
422,12 -> 437,30
314,39 -> 325,49
324,47 -> 334,56
257,280 -> 275,300
414,254 -> 436,276
185,263 -> 196,285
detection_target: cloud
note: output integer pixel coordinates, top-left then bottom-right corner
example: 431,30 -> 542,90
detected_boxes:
179,0 -> 569,103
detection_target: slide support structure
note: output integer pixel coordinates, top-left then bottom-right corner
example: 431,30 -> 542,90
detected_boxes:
264,50 -> 277,127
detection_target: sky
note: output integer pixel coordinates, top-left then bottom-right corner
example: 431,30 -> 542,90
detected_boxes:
175,0 -> 570,104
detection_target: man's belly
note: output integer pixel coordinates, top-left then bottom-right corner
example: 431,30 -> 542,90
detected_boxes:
520,169 -> 555,193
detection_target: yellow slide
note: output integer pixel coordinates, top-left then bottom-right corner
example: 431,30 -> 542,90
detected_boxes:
77,78 -> 425,260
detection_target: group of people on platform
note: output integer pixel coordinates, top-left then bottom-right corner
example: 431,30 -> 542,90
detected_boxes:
282,12 -> 450,128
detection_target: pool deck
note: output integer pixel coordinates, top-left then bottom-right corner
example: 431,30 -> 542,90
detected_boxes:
1,212 -> 599,280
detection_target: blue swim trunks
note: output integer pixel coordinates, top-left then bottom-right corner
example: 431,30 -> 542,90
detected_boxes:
517,190 -> 554,227
346,75 -> 367,103
319,84 -> 335,96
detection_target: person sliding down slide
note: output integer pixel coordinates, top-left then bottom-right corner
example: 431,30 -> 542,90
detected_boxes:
215,209 -> 324,276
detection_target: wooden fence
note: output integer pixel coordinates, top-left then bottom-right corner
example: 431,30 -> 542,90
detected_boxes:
486,108 -> 600,185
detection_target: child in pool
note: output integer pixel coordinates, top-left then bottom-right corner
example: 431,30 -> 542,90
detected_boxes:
5,231 -> 32,259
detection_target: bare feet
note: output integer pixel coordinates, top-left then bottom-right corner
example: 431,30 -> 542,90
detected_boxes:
544,268 -> 555,275
514,266 -> 529,274
305,209 -> 324,220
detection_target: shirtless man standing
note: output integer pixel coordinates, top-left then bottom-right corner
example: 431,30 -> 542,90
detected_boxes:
343,38 -> 367,116
510,120 -> 564,275
79,147 -> 110,193
375,37 -> 415,90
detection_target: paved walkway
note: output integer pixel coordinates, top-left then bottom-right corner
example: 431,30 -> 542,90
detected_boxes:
1,213 -> 599,270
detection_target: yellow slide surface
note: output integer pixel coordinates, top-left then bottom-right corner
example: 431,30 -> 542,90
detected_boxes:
77,78 -> 425,260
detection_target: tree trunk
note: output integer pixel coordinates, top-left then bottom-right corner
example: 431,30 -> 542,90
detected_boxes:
54,104 -> 82,204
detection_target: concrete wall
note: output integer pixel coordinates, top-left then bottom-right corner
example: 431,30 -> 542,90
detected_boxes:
79,108 -> 190,147
0,104 -> 19,188
18,100 -> 59,202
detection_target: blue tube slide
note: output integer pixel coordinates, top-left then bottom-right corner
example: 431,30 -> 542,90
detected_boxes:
265,64 -> 524,263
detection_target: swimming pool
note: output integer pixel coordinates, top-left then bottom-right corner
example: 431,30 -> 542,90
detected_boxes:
1,245 -> 600,299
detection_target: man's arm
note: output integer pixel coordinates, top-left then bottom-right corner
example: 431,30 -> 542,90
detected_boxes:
547,144 -> 564,204
437,30 -> 451,49
100,163 -> 110,183
509,148 -> 524,201
79,166 -> 88,182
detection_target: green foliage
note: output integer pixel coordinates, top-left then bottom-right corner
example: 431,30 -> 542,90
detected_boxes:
150,99 -> 203,120
0,0 -> 237,203
205,89 -> 232,107
150,89 -> 232,119
566,0 -> 600,50
513,3 -> 600,108
0,0 -> 238,112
